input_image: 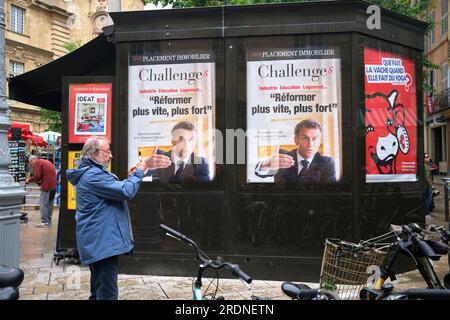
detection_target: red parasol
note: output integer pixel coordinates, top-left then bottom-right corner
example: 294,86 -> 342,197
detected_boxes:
7,122 -> 48,147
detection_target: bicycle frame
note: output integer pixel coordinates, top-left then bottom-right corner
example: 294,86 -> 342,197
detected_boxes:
193,285 -> 203,300
374,244 -> 444,290
371,225 -> 445,294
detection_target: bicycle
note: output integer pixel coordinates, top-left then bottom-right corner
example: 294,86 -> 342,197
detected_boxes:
365,223 -> 448,294
160,224 -> 252,300
281,281 -> 450,300
426,224 -> 450,288
280,223 -> 450,300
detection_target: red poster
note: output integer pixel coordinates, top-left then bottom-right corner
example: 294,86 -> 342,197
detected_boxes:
364,48 -> 417,183
68,83 -> 112,144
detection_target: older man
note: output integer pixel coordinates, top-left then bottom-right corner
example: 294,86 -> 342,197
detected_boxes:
66,136 -> 149,300
26,155 -> 57,227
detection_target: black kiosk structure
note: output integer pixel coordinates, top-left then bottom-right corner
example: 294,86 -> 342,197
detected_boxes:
10,1 -> 427,281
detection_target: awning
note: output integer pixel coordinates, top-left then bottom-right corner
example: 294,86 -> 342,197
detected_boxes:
8,34 -> 116,111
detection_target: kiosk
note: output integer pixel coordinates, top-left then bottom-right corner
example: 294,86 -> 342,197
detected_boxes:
10,1 -> 427,281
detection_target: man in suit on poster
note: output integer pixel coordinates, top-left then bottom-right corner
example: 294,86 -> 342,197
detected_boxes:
144,121 -> 211,183
255,119 -> 336,184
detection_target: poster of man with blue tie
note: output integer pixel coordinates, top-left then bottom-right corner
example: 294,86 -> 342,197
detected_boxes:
246,48 -> 342,184
128,52 -> 215,183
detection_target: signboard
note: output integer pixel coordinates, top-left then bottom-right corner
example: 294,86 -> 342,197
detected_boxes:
128,53 -> 215,183
364,48 -> 417,183
68,83 -> 112,144
67,151 -> 81,210
246,48 -> 342,184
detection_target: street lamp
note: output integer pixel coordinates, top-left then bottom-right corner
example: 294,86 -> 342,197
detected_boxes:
0,0 -> 27,268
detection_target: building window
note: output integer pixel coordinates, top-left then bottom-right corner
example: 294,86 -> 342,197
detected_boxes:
430,69 -> 436,94
10,5 -> 25,34
448,69 -> 450,88
442,62 -> 448,91
430,10 -> 436,47
442,0 -> 448,36
9,61 -> 24,78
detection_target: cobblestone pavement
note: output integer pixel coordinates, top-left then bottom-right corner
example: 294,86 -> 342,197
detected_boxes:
18,209 -> 295,300
17,182 -> 450,300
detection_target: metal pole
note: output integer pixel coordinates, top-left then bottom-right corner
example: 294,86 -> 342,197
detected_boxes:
0,0 -> 27,268
446,182 -> 449,222
442,178 -> 450,223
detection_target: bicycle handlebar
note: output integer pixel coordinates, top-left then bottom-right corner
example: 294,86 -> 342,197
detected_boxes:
160,224 -> 252,284
411,234 -> 440,259
227,263 -> 252,284
160,224 -> 192,243
428,225 -> 450,243
400,225 -> 440,260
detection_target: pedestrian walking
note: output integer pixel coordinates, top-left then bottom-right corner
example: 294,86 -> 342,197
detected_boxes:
25,155 -> 57,227
66,136 -> 148,300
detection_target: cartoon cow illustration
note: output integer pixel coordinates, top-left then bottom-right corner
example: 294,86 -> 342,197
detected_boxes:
365,90 -> 410,174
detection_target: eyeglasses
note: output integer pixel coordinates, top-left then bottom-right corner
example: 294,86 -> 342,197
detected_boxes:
98,148 -> 112,155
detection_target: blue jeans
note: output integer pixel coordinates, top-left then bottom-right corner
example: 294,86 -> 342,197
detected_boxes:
89,255 -> 119,300
424,186 -> 432,216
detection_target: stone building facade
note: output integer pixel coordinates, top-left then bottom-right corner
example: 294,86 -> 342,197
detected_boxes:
424,0 -> 450,175
5,0 -> 144,133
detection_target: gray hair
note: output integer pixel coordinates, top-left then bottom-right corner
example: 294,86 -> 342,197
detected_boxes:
29,155 -> 38,161
80,137 -> 109,159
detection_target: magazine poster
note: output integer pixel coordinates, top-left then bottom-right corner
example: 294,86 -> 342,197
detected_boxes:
364,48 -> 417,183
246,48 -> 342,184
128,52 -> 215,183
68,83 -> 112,144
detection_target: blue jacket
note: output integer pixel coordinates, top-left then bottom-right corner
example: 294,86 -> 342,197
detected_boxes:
66,157 -> 143,265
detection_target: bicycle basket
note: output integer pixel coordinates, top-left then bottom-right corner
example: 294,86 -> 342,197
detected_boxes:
319,238 -> 390,300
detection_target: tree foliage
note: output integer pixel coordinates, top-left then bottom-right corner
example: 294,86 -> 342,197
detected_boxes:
144,0 -> 436,94
144,0 -> 302,8
144,0 -> 432,15
40,109 -> 62,133
63,40 -> 83,53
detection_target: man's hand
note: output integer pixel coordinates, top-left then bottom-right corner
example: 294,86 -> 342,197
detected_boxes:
128,166 -> 137,177
143,154 -> 172,170
260,153 -> 295,171
128,157 -> 150,176
135,159 -> 147,172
